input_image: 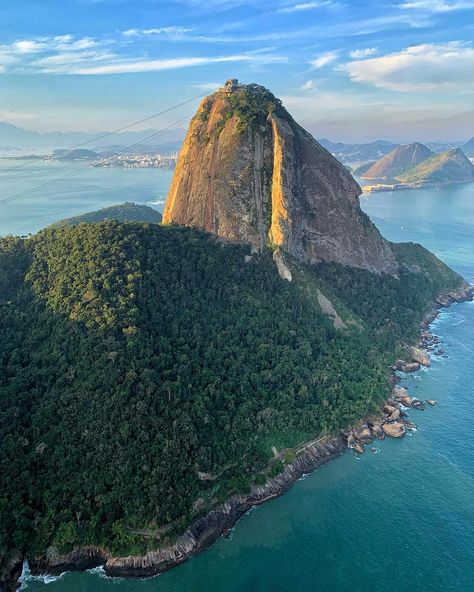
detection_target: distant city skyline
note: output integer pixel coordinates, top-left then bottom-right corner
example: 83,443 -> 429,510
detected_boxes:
1,0 -> 474,142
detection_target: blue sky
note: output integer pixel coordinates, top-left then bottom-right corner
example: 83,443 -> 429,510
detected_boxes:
1,0 -> 474,141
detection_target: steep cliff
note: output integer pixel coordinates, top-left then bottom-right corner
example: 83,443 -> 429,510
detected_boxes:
163,80 -> 397,274
362,142 -> 433,180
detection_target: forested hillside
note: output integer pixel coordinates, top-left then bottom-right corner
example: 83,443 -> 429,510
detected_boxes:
0,222 -> 462,573
50,202 -> 162,228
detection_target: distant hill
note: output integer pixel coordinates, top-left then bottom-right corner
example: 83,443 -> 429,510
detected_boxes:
318,139 -> 398,163
0,121 -> 186,150
352,161 -> 376,176
51,203 -> 162,228
52,149 -> 99,161
461,137 -> 474,157
362,143 -> 433,179
398,148 -> 474,185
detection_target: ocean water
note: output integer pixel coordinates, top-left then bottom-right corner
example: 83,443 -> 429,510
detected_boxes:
0,160 -> 172,236
2,167 -> 473,591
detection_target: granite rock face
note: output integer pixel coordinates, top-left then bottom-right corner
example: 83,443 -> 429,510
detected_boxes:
163,81 -> 398,274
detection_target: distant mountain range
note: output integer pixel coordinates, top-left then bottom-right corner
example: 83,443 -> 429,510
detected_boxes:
398,148 -> 474,185
462,137 -> 474,157
318,139 -> 399,163
361,143 -> 434,179
0,121 -> 185,151
360,142 -> 474,187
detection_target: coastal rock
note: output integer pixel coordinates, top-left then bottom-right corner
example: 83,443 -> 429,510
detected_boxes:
450,284 -> 474,303
400,362 -> 420,373
30,437 -> 345,581
383,404 -> 397,414
370,424 -> 385,440
353,442 -> 365,454
426,399 -> 437,406
402,419 -> 417,430
411,399 -> 425,411
0,550 -> 23,592
392,386 -> 409,399
388,409 -> 400,421
382,422 -> 406,438
409,346 -> 430,367
353,426 -> 373,444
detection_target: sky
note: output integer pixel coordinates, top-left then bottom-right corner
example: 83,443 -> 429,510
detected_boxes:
1,0 -> 474,142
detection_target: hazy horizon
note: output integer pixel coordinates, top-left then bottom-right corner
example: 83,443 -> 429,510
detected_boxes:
1,1 -> 474,143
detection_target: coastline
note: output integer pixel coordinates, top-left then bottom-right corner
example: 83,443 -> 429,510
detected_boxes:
362,179 -> 474,194
5,283 -> 473,591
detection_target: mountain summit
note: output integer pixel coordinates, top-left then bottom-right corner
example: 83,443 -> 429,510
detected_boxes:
163,80 -> 397,274
362,142 -> 433,180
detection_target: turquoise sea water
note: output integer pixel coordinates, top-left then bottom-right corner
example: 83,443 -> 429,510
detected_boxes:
2,165 -> 473,592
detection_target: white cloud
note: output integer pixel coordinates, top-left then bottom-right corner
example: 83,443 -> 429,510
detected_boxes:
397,0 -> 474,12
341,42 -> 474,92
0,32 -> 286,76
349,47 -> 377,59
122,27 -> 194,37
0,35 -> 111,75
300,79 -> 317,90
309,50 -> 338,69
67,53 -> 287,75
278,1 -> 335,13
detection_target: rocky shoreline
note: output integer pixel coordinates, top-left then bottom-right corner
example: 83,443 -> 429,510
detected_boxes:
27,437 -> 346,581
3,283 -> 473,592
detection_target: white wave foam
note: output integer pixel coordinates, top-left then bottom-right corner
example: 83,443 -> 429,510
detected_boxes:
19,561 -> 68,588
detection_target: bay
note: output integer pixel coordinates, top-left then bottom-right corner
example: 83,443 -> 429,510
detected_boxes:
2,166 -> 473,592
0,160 -> 172,237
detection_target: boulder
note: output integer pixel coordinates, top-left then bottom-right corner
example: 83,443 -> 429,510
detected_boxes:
388,409 -> 400,421
402,419 -> 417,430
353,426 -> 372,444
426,399 -> 437,406
382,422 -> 406,438
347,434 -> 356,446
383,404 -> 397,415
400,362 -> 421,373
409,346 -> 431,367
400,396 -> 414,408
392,386 -> 409,400
411,399 -> 425,411
371,424 -> 385,440
353,442 -> 364,454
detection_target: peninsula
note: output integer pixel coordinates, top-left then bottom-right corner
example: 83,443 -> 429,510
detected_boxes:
1,80 -> 471,591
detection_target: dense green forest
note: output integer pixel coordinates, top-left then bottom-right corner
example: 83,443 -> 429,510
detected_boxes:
0,222 -> 462,571
50,202 -> 162,228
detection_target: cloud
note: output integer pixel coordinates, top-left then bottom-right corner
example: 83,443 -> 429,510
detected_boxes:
122,27 -> 194,37
397,0 -> 474,12
300,79 -> 317,90
349,47 -> 377,59
309,51 -> 338,69
278,1 -> 335,13
341,42 -> 474,91
0,35 -> 112,75
49,53 -> 287,75
0,32 -> 287,76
